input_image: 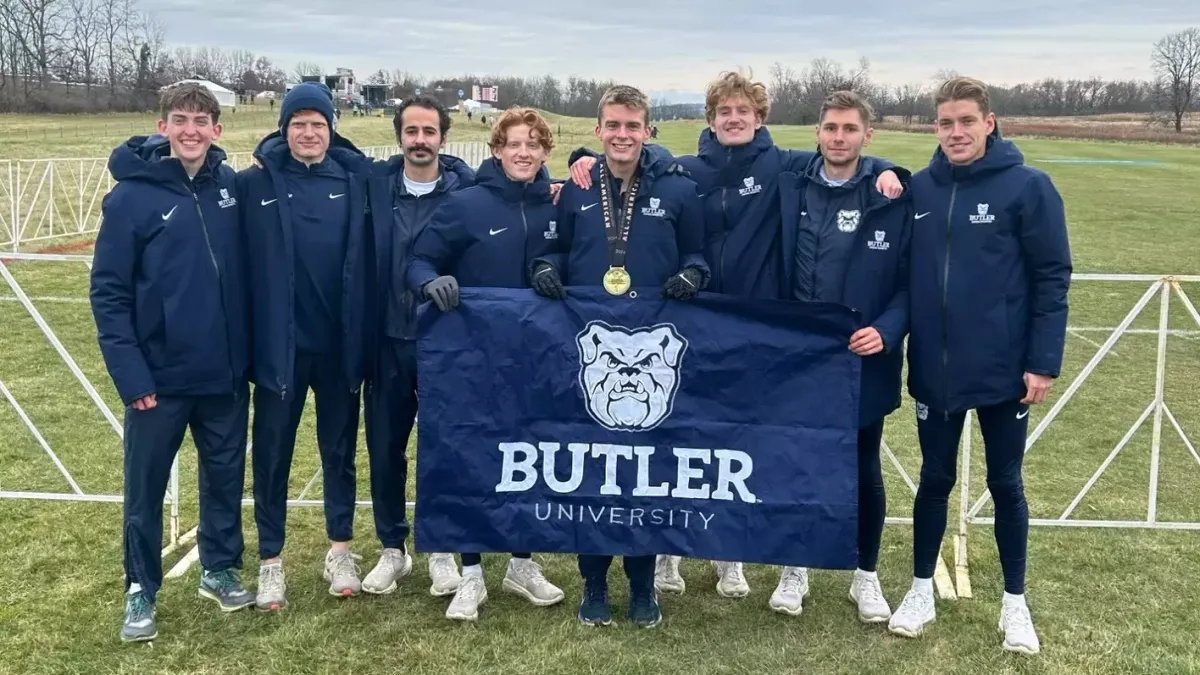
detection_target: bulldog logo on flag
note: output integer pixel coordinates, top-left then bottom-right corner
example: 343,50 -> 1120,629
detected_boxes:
576,321 -> 687,432
412,288 -> 862,568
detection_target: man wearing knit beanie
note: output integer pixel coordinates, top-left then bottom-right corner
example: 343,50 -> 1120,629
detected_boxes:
279,82 -> 337,136
236,77 -> 377,610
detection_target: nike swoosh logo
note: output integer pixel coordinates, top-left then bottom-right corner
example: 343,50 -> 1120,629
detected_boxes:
915,212 -> 931,219
581,203 -> 598,211
489,228 -> 508,236
161,206 -> 176,220
1017,410 -> 1029,419
261,199 -> 277,206
800,211 -> 807,216
329,193 -> 345,199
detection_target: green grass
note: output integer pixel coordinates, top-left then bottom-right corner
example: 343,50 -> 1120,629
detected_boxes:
2,114 -> 1200,674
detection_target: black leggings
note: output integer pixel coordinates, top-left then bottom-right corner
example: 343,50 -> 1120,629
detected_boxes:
460,552 -> 530,566
911,399 -> 1030,594
857,420 -> 886,572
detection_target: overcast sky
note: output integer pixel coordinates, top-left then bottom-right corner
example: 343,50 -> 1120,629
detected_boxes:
148,0 -> 1198,101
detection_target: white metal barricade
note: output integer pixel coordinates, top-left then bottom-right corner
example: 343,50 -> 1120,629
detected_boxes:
2,257 -> 1196,588
0,143 -> 490,251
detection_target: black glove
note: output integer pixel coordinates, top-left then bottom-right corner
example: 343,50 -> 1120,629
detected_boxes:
663,267 -> 703,300
531,263 -> 566,300
423,275 -> 459,311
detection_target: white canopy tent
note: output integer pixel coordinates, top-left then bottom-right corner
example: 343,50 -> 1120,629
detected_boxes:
161,78 -> 237,109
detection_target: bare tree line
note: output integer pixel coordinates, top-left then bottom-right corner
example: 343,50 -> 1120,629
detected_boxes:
0,0 -> 292,111
1,1 -> 1196,133
765,28 -> 1200,132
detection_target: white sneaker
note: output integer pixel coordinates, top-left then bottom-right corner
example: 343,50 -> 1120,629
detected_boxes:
362,548 -> 412,595
446,574 -> 487,621
502,557 -> 564,606
769,566 -> 809,616
999,598 -> 1040,654
323,549 -> 362,597
655,555 -> 685,594
256,562 -> 287,611
849,570 -> 891,623
887,587 -> 936,637
713,561 -> 750,598
428,553 -> 461,597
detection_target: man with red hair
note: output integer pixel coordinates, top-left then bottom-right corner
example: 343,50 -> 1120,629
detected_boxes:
405,105 -> 567,622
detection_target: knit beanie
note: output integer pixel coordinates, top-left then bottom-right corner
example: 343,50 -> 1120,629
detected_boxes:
279,81 -> 336,133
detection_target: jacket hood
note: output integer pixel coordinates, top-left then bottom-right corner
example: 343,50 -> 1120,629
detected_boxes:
252,130 -> 367,171
384,152 -> 476,194
475,157 -> 552,202
801,153 -> 910,210
108,135 -> 227,190
697,126 -> 775,168
927,126 -> 1024,184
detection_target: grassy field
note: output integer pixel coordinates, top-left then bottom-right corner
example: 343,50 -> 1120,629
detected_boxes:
1,110 -> 1200,674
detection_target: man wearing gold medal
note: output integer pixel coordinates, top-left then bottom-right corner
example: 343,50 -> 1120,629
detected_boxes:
530,84 -> 709,628
531,85 -> 708,306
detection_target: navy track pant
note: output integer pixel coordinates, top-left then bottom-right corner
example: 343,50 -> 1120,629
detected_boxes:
912,398 -> 1030,594
363,338 -> 417,550
252,351 -> 360,560
123,384 -> 249,602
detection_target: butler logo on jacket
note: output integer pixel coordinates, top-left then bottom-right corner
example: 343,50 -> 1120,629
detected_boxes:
541,146 -> 709,290
907,127 -> 1072,415
780,153 -> 913,428
90,135 -> 249,405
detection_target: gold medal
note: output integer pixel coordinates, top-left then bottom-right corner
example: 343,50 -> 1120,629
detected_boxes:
603,266 -> 632,295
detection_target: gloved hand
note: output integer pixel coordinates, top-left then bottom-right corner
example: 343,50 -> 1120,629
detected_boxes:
663,267 -> 703,300
423,275 -> 459,311
531,263 -> 566,300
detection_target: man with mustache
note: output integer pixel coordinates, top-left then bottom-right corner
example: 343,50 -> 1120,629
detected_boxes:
362,94 -> 477,598
237,82 -> 373,608
532,84 -> 708,629
887,76 -> 1071,655
405,106 -> 568,621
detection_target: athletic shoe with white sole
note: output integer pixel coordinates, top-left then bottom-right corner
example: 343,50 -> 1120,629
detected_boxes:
713,561 -> 750,598
428,552 -> 461,597
256,562 -> 287,611
849,570 -> 891,623
323,549 -> 363,597
887,587 -> 936,637
119,591 -> 157,642
446,574 -> 487,621
769,566 -> 810,615
502,557 -> 564,606
363,547 -> 412,595
999,599 -> 1040,654
655,555 -> 685,594
198,569 -> 255,611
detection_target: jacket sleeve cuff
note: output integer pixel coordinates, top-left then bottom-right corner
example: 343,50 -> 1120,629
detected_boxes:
568,146 -> 599,167
1024,364 -> 1061,378
115,373 -> 157,407
681,255 -> 711,290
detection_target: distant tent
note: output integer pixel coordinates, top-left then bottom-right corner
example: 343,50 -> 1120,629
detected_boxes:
161,78 -> 237,109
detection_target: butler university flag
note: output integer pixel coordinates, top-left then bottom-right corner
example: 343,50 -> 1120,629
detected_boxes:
413,288 -> 863,569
